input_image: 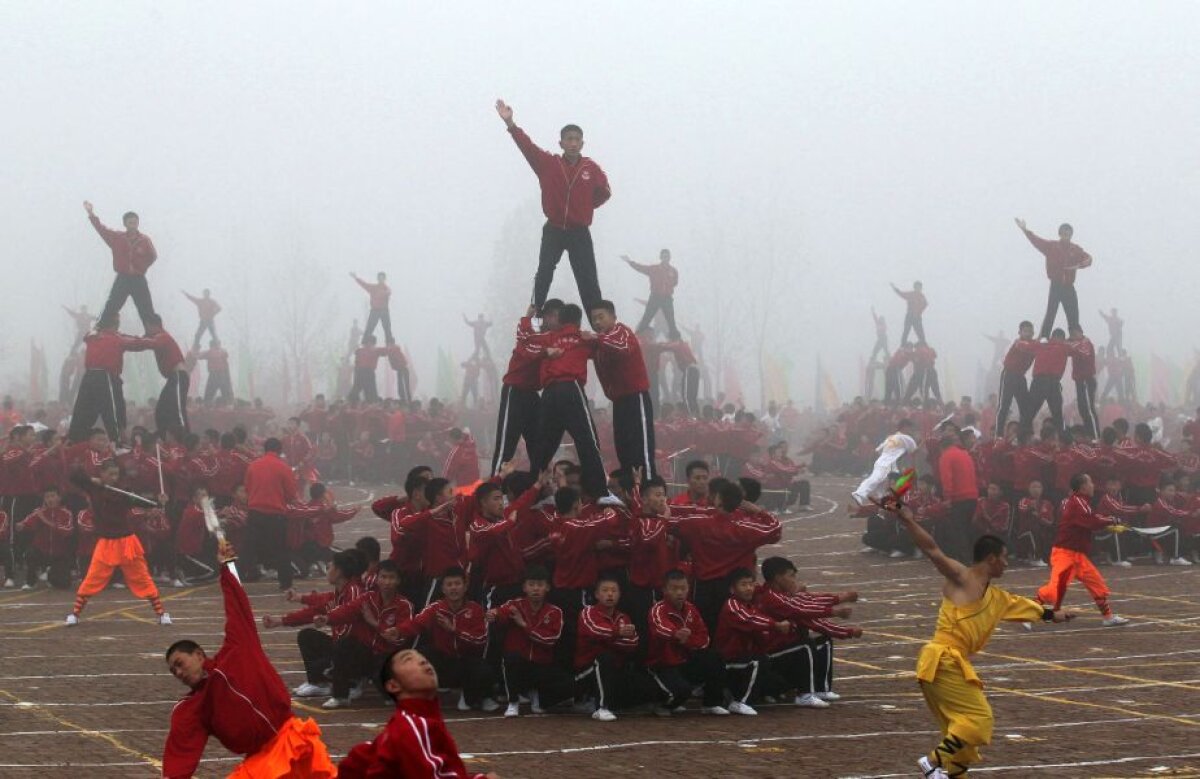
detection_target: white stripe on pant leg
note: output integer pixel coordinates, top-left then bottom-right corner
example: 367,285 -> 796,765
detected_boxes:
501,659 -> 514,701
175,372 -> 185,428
573,382 -> 602,451
593,659 -> 606,709
818,641 -> 832,691
638,394 -> 652,475
648,669 -> 673,703
803,644 -> 816,694
493,385 -> 511,476
106,374 -> 120,435
742,660 -> 759,704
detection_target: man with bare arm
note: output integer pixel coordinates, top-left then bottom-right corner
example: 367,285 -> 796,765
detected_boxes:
893,502 -> 1074,778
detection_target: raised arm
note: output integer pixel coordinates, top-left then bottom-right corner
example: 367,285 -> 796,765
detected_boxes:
897,505 -> 967,585
498,98 -> 553,173
622,255 -> 651,275
218,547 -> 263,653
84,201 -> 119,245
1015,218 -> 1053,253
182,291 -> 199,304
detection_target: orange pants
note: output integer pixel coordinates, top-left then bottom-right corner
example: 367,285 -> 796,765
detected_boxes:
77,535 -> 160,600
228,717 -> 335,779
1036,547 -> 1111,616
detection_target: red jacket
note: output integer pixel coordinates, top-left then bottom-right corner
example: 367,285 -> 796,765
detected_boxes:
1032,340 -> 1070,378
89,215 -> 157,275
533,324 -> 595,387
354,277 -> 390,309
628,514 -> 680,589
646,599 -> 710,668
403,599 -> 488,658
243,452 -> 298,514
468,485 -> 540,587
397,494 -> 473,578
281,578 -> 366,641
162,567 -> 293,779
1017,496 -> 1057,530
593,324 -> 650,400
972,497 -> 1011,535
938,446 -> 978,502
83,330 -> 153,376
198,347 -> 230,374
502,317 -> 546,391
575,604 -> 639,669
2,445 -> 35,496
18,507 -> 73,557
185,293 -> 221,320
1002,338 -> 1037,373
551,507 -> 626,589
898,289 -> 927,315
1053,493 -> 1114,554
630,261 -> 678,297
753,586 -> 855,643
353,346 -> 386,371
145,330 -> 185,376
443,436 -> 480,487
673,508 -> 781,581
338,697 -> 489,779
355,589 -> 415,653
1067,337 -> 1096,381
661,339 -> 697,369
508,125 -> 611,229
177,504 -> 209,557
1021,228 -> 1092,285
493,597 -> 563,665
714,596 -> 775,660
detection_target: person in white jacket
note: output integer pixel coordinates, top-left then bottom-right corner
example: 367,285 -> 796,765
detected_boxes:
851,419 -> 918,506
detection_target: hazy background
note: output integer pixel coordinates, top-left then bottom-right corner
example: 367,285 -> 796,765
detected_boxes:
4,1 -> 1198,408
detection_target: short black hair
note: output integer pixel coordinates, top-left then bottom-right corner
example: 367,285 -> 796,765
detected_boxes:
761,556 -> 796,582
331,549 -> 367,580
594,573 -> 621,591
560,123 -> 583,138
663,569 -> 688,585
474,481 -> 502,502
559,303 -> 583,327
123,211 -> 139,221
643,475 -> 667,492
1069,473 -> 1090,492
405,469 -> 431,498
378,647 -> 403,698
523,565 -> 550,583
165,639 -> 202,660
589,300 -> 616,316
972,534 -> 1007,563
376,559 -> 400,576
263,437 -> 282,453
423,478 -> 450,505
440,565 -> 467,582
738,477 -> 762,504
309,482 -> 327,501
355,536 -> 381,563
554,486 -> 579,514
727,567 -> 756,589
717,481 -> 744,513
685,460 -> 710,477
501,470 -> 538,497
542,298 -> 565,315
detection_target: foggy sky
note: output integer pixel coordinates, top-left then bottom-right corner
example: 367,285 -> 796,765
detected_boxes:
4,1 -> 1199,407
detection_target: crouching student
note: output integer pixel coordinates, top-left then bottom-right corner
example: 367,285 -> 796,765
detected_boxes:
262,549 -> 369,708
399,566 -> 497,712
646,569 -> 729,716
574,574 -> 655,722
18,487 -> 74,589
1014,480 -> 1055,566
756,557 -> 863,708
715,568 -> 796,715
338,649 -> 500,779
486,566 -> 575,717
162,541 -> 335,779
337,559 -> 414,698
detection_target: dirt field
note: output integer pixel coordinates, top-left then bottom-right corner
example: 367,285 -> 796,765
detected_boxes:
2,474 -> 1199,778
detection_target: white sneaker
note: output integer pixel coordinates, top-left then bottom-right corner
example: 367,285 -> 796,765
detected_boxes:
480,697 -> 500,713
597,494 -> 624,507
817,691 -> 841,702
1032,559 -> 1048,568
653,705 -> 674,717
1169,557 -> 1194,566
158,612 -> 173,626
1102,615 -> 1130,627
1021,621 -> 1034,632
2,578 -> 13,588
172,579 -> 186,588
38,571 -> 48,582
727,701 -> 758,716
701,705 -> 730,715
348,683 -> 364,701
321,697 -> 350,709
530,691 -> 544,714
889,549 -> 906,558
591,707 -> 617,722
457,693 -> 470,711
918,755 -> 949,778
794,693 -> 830,708
1113,560 -> 1132,568
292,683 -> 331,697
65,613 -> 79,626
504,702 -> 520,718
113,582 -> 126,589
20,583 -> 33,591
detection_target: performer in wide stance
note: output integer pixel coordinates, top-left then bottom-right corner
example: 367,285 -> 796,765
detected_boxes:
894,502 -> 1073,778
162,540 -> 335,778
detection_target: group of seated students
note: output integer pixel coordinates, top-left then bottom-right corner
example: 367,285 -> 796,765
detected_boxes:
858,419 -> 1200,568
258,465 -> 862,721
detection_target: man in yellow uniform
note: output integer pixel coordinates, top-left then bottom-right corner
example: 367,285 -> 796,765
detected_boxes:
896,503 -> 1074,778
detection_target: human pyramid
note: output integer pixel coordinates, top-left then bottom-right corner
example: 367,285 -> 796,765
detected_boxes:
0,100 -> 878,778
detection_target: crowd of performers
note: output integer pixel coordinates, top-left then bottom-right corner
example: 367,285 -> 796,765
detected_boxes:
10,104 -> 1197,777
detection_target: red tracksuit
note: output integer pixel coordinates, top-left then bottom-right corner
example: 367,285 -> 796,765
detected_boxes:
396,495 -> 474,579
646,599 -> 711,668
83,330 -> 153,376
282,579 -> 366,640
338,696 -> 488,779
507,126 -> 611,229
534,324 -> 595,388
162,567 -> 294,779
502,317 -> 546,391
467,485 -> 540,588
575,604 -> 639,669
593,323 -> 649,400
1067,337 -> 1096,381
492,597 -> 564,664
1002,339 -> 1038,373
18,507 -> 73,557
972,497 -> 1011,535
355,590 -> 415,653
146,330 -> 185,376
1033,340 -> 1070,378
714,597 -> 774,660
354,278 -> 390,309
672,509 -> 781,581
403,599 -> 488,658
89,215 -> 157,275
1053,494 -> 1113,554
754,586 -> 856,646
1021,229 -> 1092,285
551,508 -> 624,589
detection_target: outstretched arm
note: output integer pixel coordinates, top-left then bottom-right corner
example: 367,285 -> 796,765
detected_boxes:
897,505 -> 967,585
495,99 -> 515,129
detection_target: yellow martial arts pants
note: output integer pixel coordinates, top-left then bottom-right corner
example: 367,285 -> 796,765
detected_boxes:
919,654 -> 993,777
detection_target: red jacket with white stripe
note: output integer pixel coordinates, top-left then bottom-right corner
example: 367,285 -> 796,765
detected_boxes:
89,215 -> 157,275
337,697 -> 488,779
402,599 -> 489,659
753,585 -> 857,644
502,317 -> 545,391
671,508 -> 781,581
492,597 -> 563,665
508,126 -> 611,229
715,596 -> 776,660
593,323 -> 650,400
468,485 -> 540,587
533,324 -> 596,387
281,578 -> 366,641
574,604 -> 639,669
646,599 -> 710,668
83,329 -> 154,376
18,507 -> 73,557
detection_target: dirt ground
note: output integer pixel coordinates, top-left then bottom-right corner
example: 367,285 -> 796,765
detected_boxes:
2,474 -> 1199,778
